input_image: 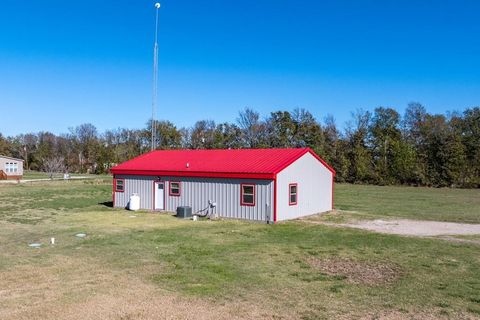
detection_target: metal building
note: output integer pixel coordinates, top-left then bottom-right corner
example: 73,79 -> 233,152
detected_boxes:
110,148 -> 335,223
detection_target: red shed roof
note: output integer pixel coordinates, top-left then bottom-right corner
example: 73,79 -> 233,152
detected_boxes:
110,148 -> 335,179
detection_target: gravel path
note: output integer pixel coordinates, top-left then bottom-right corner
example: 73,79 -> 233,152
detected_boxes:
338,219 -> 480,236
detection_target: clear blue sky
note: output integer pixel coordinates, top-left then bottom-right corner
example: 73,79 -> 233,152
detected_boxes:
1,0 -> 479,136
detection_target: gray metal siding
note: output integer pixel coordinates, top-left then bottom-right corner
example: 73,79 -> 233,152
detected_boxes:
114,175 -> 153,209
114,175 -> 274,222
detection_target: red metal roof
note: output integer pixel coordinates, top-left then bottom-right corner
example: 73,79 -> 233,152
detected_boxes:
110,148 -> 335,179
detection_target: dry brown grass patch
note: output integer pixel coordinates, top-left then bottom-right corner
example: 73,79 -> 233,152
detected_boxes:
0,255 -> 287,320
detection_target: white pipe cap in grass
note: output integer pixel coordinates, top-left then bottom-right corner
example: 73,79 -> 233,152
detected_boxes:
75,233 -> 87,238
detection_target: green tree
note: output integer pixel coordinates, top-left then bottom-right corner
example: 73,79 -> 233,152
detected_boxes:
421,115 -> 466,186
368,107 -> 402,184
0,133 -> 11,156
292,108 -> 325,156
69,124 -> 100,173
267,111 -> 296,148
402,102 -> 428,183
145,120 -> 182,150
457,107 -> 480,187
390,139 -> 417,184
213,123 -> 243,149
345,110 -> 373,183
190,120 -> 217,149
323,115 -> 348,182
333,139 -> 350,183
34,132 -> 57,171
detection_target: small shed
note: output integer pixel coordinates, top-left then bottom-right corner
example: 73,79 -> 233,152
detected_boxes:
0,155 -> 24,180
110,148 -> 335,223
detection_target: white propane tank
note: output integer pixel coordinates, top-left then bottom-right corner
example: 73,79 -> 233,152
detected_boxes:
129,193 -> 140,211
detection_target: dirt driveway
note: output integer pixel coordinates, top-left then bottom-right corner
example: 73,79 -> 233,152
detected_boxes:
307,217 -> 480,244
337,219 -> 480,237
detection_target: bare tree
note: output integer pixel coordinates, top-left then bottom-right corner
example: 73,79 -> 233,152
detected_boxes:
43,157 -> 66,179
237,108 -> 267,148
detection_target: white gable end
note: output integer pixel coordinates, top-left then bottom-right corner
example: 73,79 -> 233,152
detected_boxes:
276,152 -> 333,221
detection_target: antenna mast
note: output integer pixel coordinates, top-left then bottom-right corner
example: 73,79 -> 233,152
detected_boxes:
151,3 -> 161,150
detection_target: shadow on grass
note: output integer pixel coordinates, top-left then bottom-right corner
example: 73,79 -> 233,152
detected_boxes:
99,201 -> 113,208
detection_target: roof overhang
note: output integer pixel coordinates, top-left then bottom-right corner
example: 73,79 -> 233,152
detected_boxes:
0,155 -> 24,162
110,169 -> 275,180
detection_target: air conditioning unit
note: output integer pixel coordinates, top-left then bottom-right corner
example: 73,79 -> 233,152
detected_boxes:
176,206 -> 192,219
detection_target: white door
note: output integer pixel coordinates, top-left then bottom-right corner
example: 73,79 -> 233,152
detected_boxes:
154,182 -> 165,210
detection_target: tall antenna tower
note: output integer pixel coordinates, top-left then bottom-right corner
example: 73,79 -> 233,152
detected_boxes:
151,2 -> 161,150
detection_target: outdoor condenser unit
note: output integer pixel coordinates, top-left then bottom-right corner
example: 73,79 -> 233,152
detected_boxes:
176,206 -> 192,219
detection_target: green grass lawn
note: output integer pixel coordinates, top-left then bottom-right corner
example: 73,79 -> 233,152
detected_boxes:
0,181 -> 479,319
21,170 -> 111,180
21,170 -> 54,179
334,183 -> 480,224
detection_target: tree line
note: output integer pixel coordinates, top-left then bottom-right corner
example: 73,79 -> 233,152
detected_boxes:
0,102 -> 479,187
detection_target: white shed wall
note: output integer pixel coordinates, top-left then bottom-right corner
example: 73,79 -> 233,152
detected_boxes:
0,156 -> 24,177
114,175 -> 274,223
276,152 -> 333,221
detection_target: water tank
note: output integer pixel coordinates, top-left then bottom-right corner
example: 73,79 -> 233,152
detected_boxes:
129,193 -> 140,211
176,206 -> 192,219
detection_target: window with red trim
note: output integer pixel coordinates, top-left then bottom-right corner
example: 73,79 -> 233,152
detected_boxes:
241,184 -> 255,206
114,179 -> 125,192
289,183 -> 297,205
169,181 -> 181,196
